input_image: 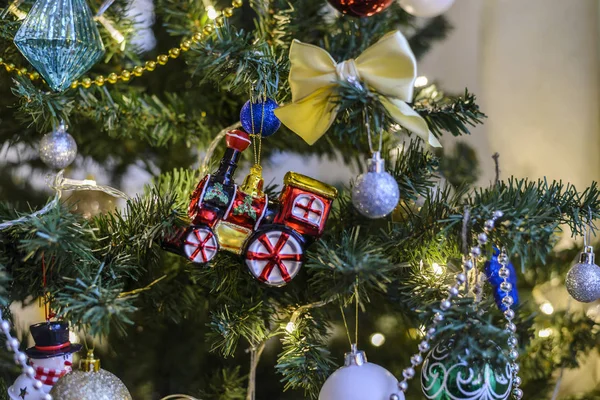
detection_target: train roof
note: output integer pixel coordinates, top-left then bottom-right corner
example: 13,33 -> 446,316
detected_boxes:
284,172 -> 338,200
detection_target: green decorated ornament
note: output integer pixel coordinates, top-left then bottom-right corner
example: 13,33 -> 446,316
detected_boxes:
421,339 -> 513,400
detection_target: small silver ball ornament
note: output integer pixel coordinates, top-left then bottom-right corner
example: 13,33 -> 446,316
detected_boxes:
566,247 -> 600,303
39,122 -> 77,169
352,152 -> 400,219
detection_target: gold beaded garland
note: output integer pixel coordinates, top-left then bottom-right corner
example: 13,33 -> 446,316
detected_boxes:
157,55 -> 169,65
203,24 -> 214,35
180,40 -> 192,51
145,61 -> 156,71
121,70 -> 131,82
133,66 -> 144,76
0,0 -> 243,89
192,32 -> 204,42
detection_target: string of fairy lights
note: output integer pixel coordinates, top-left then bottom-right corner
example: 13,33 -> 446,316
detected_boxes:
0,0 -> 243,89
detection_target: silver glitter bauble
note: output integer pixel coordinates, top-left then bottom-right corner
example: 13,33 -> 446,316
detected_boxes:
352,152 -> 400,219
49,370 -> 132,400
39,122 -> 77,169
566,247 -> 600,303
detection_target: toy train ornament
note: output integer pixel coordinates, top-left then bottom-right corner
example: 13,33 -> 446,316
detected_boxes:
164,129 -> 338,286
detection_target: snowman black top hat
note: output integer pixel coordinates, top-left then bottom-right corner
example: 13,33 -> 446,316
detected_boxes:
25,321 -> 82,359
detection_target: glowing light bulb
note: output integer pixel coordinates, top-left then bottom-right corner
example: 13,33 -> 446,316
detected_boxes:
207,6 -> 219,19
538,328 -> 553,338
540,302 -> 554,315
69,331 -> 80,344
414,76 -> 428,87
432,263 -> 444,276
285,322 -> 296,333
370,333 -> 386,347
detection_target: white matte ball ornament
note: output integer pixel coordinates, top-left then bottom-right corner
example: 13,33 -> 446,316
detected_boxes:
319,347 -> 404,400
39,122 -> 77,169
398,0 -> 455,17
352,152 -> 400,219
565,246 -> 600,303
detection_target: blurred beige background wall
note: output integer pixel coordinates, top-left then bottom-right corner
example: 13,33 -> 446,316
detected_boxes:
421,0 -> 600,188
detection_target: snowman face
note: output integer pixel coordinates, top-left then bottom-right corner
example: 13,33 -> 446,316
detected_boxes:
30,353 -> 73,371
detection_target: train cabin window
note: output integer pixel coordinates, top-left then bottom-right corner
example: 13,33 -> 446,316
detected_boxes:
291,194 -> 325,226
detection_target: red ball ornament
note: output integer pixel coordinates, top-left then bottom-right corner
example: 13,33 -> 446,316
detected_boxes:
327,0 -> 393,17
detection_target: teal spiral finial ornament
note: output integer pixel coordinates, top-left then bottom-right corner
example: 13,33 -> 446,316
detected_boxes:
14,0 -> 105,92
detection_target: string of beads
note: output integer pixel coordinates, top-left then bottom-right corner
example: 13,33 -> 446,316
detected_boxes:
0,0 -> 243,89
391,210 -> 524,400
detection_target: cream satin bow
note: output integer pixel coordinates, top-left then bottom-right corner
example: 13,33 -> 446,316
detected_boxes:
274,31 -> 441,147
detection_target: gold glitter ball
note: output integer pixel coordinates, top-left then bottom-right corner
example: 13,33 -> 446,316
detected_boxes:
50,369 -> 132,400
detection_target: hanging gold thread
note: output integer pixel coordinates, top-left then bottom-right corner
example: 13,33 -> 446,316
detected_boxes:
354,277 -> 359,346
0,0 -> 244,89
339,303 -> 353,348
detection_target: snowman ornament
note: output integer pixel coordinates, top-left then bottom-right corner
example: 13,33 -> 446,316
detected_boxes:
8,321 -> 82,400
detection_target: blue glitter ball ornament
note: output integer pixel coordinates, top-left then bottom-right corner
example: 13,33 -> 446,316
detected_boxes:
484,247 -> 519,312
240,98 -> 281,137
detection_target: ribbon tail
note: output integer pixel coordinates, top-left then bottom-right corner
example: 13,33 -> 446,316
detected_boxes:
382,98 -> 442,148
274,88 -> 338,145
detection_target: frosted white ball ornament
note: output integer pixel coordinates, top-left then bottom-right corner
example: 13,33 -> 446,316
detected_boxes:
398,0 -> 455,17
352,152 -> 400,219
39,121 -> 77,169
319,346 -> 404,400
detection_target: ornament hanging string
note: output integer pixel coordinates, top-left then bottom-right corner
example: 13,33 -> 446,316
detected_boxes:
338,278 -> 361,349
584,206 -> 594,248
461,206 -> 470,294
41,254 -> 56,321
354,277 -> 360,348
339,303 -> 353,348
363,110 -> 383,157
248,92 -> 267,168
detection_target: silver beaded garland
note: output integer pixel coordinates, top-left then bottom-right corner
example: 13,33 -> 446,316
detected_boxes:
39,122 -> 77,169
565,246 -> 600,303
352,152 -> 400,219
394,210 -> 523,399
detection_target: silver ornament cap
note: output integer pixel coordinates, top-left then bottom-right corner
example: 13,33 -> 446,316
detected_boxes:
39,122 -> 77,169
344,344 -> 367,366
351,152 -> 400,219
566,246 -> 600,303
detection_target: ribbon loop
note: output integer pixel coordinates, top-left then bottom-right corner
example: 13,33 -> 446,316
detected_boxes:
275,30 -> 441,148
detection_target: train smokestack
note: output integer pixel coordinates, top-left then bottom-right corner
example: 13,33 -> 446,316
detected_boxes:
214,129 -> 251,185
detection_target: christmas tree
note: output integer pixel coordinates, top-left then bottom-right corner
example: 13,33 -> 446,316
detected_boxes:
0,0 -> 599,399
